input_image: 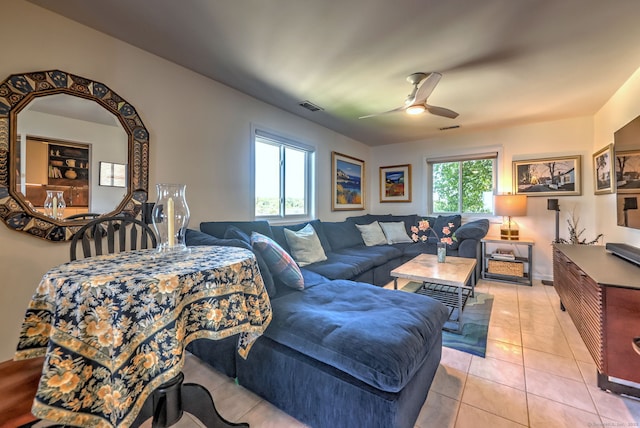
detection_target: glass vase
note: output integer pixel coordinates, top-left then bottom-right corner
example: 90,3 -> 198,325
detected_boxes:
437,241 -> 447,263
43,190 -> 66,220
152,183 -> 190,253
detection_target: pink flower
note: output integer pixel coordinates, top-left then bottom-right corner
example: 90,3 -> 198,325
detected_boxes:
442,226 -> 451,235
441,237 -> 453,245
411,219 -> 440,242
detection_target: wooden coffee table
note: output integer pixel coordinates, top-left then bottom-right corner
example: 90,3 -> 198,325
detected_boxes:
391,254 -> 477,334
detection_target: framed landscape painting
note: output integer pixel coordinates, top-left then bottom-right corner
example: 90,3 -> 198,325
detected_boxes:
380,164 -> 411,202
332,151 -> 365,210
593,144 -> 614,194
513,155 -> 581,196
615,149 -> 640,193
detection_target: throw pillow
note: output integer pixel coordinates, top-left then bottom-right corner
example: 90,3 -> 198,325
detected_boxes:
225,226 -> 278,297
284,223 -> 327,267
433,214 -> 462,249
251,232 -> 304,290
380,221 -> 413,244
379,221 -> 413,244
355,221 -> 388,246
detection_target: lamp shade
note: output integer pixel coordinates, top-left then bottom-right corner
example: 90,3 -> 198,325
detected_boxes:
495,194 -> 527,217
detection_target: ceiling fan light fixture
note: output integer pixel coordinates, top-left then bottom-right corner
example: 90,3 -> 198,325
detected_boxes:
406,104 -> 425,115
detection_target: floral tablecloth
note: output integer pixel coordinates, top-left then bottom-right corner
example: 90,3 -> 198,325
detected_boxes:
15,246 -> 272,428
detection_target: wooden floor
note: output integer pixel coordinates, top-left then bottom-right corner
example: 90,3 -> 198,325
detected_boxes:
0,357 -> 43,428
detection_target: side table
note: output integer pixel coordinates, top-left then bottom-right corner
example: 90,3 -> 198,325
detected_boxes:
481,236 -> 534,286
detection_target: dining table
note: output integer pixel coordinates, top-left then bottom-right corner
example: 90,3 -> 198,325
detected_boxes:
14,245 -> 272,428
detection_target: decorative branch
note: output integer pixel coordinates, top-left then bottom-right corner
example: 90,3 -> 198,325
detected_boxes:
556,209 -> 603,245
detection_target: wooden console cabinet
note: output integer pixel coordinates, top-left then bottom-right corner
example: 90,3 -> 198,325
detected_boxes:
553,244 -> 640,398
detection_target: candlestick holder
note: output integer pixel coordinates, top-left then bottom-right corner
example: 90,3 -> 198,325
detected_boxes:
151,184 -> 190,253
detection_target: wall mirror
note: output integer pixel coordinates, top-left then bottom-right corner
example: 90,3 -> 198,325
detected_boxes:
0,70 -> 149,241
614,114 -> 640,229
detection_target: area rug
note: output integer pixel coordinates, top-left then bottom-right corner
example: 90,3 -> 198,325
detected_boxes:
401,281 -> 494,357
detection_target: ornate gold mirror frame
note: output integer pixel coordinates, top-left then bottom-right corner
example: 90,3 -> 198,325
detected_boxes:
0,70 -> 149,241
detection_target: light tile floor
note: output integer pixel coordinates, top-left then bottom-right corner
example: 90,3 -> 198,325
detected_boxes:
145,279 -> 640,427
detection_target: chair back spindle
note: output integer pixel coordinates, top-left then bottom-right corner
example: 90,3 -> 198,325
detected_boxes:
70,216 -> 157,261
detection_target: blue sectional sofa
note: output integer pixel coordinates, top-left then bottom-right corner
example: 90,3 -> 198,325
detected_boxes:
185,214 -> 489,428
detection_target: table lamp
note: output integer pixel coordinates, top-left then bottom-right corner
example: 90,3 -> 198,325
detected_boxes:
495,194 -> 527,240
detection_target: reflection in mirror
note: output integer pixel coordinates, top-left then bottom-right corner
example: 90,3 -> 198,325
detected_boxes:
0,70 -> 149,241
15,94 -> 128,218
614,114 -> 640,229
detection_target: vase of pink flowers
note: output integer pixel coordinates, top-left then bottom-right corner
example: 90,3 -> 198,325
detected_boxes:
410,219 -> 457,263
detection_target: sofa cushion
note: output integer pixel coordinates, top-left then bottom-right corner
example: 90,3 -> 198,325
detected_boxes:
347,214 -> 394,224
379,221 -> 413,244
200,220 -> 273,239
355,221 -> 388,246
265,280 -> 449,392
333,245 -> 402,267
185,228 -> 251,250
300,252 -> 375,280
284,223 -> 328,267
454,219 -> 490,241
322,221 -> 364,250
251,232 -> 304,290
225,226 -> 277,297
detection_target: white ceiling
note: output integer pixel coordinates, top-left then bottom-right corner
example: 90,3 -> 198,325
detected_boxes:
27,0 -> 640,146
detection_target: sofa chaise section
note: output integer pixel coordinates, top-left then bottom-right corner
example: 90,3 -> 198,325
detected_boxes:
237,280 -> 448,428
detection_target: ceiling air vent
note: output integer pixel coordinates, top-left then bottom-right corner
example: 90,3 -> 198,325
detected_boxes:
439,125 -> 460,131
298,100 -> 324,112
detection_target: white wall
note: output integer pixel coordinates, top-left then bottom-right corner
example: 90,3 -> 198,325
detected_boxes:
0,1 -> 369,361
371,116 -> 598,281
594,66 -> 640,245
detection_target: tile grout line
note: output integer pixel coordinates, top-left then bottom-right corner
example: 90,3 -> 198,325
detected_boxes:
545,282 -> 604,422
516,281 -> 532,428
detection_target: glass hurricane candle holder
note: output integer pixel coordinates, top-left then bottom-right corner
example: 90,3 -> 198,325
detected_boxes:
152,183 -> 190,253
43,190 -> 66,220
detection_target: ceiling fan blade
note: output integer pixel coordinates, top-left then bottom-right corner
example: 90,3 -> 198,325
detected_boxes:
425,104 -> 459,119
413,72 -> 442,103
358,105 -> 406,119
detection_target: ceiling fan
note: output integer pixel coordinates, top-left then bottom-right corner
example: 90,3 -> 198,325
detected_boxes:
359,72 -> 459,119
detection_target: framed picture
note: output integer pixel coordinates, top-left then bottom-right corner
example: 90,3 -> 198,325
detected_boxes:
615,149 -> 640,193
99,161 -> 127,187
593,144 -> 614,194
380,164 -> 411,202
331,151 -> 365,210
513,155 -> 581,196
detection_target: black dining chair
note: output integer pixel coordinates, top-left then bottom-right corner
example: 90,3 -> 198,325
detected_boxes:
69,216 -> 157,261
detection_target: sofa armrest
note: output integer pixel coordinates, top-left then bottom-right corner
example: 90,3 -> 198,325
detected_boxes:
458,238 -> 483,279
454,219 -> 489,242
